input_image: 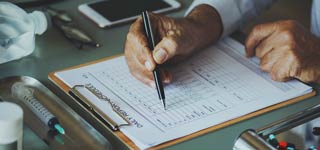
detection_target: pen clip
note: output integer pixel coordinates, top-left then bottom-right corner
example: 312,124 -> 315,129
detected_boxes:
69,85 -> 130,131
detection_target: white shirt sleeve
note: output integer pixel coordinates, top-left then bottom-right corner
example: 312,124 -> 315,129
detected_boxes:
185,0 -> 274,37
311,0 -> 320,38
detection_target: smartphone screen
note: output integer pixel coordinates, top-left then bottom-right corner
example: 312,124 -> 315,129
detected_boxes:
88,0 -> 172,21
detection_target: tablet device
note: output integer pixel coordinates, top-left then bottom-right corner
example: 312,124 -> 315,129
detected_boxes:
78,0 -> 181,28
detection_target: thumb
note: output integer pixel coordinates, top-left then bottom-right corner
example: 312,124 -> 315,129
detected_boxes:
153,37 -> 179,64
245,22 -> 277,57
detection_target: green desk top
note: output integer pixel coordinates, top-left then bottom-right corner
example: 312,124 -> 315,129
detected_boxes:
1,0 -> 319,149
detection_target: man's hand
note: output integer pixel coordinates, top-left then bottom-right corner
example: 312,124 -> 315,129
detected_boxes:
124,5 -> 222,87
246,20 -> 320,83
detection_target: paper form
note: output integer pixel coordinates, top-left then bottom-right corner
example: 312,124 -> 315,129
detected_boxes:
55,37 -> 312,149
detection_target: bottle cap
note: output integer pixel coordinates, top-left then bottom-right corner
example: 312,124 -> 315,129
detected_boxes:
0,102 -> 23,144
29,11 -> 48,35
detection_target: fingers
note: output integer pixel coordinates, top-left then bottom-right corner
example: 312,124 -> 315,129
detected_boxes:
129,16 -> 145,36
153,37 -> 178,64
246,20 -> 320,83
255,38 -> 274,58
125,45 -> 154,87
269,50 -> 295,82
258,46 -> 286,79
152,28 -> 189,64
125,17 -> 157,87
259,48 -> 277,72
259,45 -> 318,83
245,22 -> 277,57
129,17 -> 156,67
259,46 -> 299,82
126,13 -> 195,86
125,16 -> 174,86
125,47 -> 155,87
246,21 -> 297,82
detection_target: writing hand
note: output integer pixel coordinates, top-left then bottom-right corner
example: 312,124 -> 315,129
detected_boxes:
246,20 -> 320,83
124,5 -> 222,87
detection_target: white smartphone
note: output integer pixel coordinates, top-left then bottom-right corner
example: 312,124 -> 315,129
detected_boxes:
78,0 -> 181,28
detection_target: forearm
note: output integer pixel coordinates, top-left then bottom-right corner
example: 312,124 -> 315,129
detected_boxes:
184,4 -> 223,50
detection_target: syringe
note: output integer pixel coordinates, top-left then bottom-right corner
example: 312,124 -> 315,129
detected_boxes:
11,82 -> 65,135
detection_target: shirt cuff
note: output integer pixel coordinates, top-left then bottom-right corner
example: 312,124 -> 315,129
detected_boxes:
185,0 -> 242,37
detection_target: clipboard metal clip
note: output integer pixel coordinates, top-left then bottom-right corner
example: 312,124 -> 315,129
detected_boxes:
69,85 -> 130,131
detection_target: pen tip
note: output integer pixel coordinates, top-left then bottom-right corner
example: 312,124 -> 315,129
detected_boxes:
161,99 -> 167,111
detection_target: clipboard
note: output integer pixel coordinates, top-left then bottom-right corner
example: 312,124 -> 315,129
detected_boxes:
48,54 -> 316,150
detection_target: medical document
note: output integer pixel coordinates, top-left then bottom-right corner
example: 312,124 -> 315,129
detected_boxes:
55,38 -> 312,149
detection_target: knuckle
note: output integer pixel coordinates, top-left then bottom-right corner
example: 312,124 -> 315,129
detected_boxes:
127,33 -> 148,50
271,73 -> 286,82
270,66 -> 286,82
137,51 -> 148,62
164,37 -> 179,52
280,30 -> 294,41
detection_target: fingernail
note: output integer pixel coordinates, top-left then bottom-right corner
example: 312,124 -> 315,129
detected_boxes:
144,61 -> 153,71
154,48 -> 168,63
163,78 -> 170,84
162,70 -> 172,84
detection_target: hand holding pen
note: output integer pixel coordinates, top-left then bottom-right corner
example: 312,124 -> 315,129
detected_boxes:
124,11 -> 211,81
124,5 -> 221,88
125,13 -> 176,87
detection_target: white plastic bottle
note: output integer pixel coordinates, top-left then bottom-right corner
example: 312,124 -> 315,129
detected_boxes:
0,102 -> 23,150
0,2 -> 48,64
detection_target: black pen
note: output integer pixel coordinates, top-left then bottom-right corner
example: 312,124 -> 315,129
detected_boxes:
141,11 -> 166,110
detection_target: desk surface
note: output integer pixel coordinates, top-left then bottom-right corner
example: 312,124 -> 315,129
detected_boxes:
1,0 -> 319,149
